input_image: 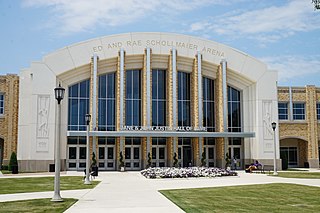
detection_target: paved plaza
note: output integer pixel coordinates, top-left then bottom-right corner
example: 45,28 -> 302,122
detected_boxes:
1,170 -> 320,212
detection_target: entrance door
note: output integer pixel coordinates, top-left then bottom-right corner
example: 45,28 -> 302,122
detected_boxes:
178,138 -> 192,167
228,138 -> 243,170
98,145 -> 115,170
125,138 -> 141,170
204,146 -> 215,167
151,138 -> 167,167
67,145 -> 86,170
204,138 -> 215,167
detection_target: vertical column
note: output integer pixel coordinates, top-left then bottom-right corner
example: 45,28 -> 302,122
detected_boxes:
306,86 -> 319,168
91,53 -> 98,156
172,48 -> 178,157
197,52 -> 203,127
143,48 -> 152,167
119,48 -> 125,153
289,86 -> 293,121
197,52 -> 203,166
221,59 -> 228,168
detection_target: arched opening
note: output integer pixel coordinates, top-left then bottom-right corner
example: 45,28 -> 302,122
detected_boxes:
280,138 -> 308,169
0,138 -> 4,167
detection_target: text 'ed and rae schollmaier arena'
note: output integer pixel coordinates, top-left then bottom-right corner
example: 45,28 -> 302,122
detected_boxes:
16,32 -> 304,172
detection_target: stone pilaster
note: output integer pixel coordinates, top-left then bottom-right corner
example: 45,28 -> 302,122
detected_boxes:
215,64 -> 224,168
192,138 -> 199,166
191,55 -> 199,127
167,50 -> 175,164
306,85 -> 319,168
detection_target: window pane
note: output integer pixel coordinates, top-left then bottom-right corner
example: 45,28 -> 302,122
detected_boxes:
69,147 -> 77,159
99,147 -> 105,159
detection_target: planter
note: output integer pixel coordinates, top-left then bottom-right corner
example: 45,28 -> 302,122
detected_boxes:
11,165 -> 18,174
120,167 -> 125,172
92,166 -> 98,176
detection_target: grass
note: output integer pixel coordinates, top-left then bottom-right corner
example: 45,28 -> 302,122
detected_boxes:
275,172 -> 320,179
160,183 -> 320,213
0,198 -> 77,213
0,176 -> 100,194
0,170 -> 11,174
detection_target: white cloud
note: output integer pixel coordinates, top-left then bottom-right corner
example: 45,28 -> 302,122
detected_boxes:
22,0 -> 219,35
190,0 -> 320,43
260,55 -> 320,84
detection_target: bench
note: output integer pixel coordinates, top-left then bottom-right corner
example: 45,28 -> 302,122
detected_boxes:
251,165 -> 264,174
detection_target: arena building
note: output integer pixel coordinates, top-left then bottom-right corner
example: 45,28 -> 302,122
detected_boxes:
16,32 -> 287,171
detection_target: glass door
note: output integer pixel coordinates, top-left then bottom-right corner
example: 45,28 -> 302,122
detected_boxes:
98,145 -> 115,170
125,138 -> 141,170
67,145 -> 86,170
178,138 -> 192,167
152,146 -> 166,167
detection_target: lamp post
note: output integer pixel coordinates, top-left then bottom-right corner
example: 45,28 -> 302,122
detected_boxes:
52,83 -> 65,202
271,122 -> 278,176
84,114 -> 91,185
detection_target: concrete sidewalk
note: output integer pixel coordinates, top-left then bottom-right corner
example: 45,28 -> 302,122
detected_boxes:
1,171 -> 320,212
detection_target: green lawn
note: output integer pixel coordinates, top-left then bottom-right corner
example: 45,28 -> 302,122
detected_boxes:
160,183 -> 320,213
0,176 -> 100,194
0,198 -> 77,213
276,172 -> 320,179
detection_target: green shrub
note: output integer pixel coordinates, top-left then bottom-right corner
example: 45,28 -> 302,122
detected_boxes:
9,152 -> 18,171
119,151 -> 124,168
201,151 -> 206,167
1,165 -> 9,170
173,152 -> 178,168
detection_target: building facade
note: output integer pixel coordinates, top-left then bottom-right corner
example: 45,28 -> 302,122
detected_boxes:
278,86 -> 320,168
17,32 -> 280,172
0,74 -> 19,166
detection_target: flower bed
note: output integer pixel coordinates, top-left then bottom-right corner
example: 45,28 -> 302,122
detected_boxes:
141,167 -> 237,179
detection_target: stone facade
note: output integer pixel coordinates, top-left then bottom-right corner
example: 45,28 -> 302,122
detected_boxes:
278,86 -> 319,168
0,74 -> 19,166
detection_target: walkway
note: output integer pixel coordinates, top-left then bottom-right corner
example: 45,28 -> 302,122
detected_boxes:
1,170 -> 320,213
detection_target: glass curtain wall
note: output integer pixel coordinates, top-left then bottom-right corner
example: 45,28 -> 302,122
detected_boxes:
228,86 -> 241,132
126,70 -> 141,127
152,69 -> 166,126
68,79 -> 90,131
203,77 -> 215,132
178,72 -> 191,127
98,73 -> 116,131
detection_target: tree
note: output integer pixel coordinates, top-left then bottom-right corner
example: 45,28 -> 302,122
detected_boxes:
312,0 -> 320,10
9,152 -> 18,172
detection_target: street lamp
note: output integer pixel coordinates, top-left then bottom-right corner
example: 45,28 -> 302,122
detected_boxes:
271,122 -> 278,176
52,83 -> 65,202
84,114 -> 91,184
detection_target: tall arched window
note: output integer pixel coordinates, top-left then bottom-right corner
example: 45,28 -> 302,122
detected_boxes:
68,79 -> 90,131
228,86 -> 241,132
126,70 -> 141,126
98,73 -> 116,131
178,71 -> 191,127
203,77 -> 215,132
152,69 -> 166,126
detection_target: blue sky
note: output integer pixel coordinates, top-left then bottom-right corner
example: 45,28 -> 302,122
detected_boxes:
0,0 -> 319,86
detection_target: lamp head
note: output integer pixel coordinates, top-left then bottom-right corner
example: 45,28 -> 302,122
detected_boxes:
54,83 -> 65,104
85,114 -> 91,125
271,122 -> 276,131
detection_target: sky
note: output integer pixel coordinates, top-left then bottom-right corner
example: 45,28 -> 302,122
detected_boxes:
0,0 -> 319,86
